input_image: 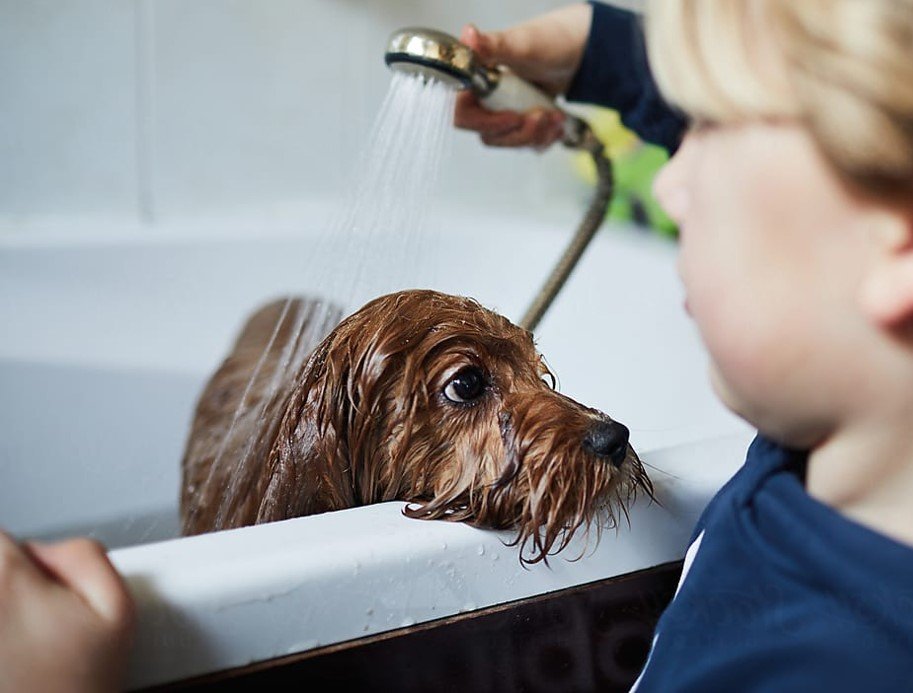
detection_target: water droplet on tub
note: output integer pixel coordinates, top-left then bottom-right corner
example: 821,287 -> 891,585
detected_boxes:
441,542 -> 448,550
477,545 -> 485,556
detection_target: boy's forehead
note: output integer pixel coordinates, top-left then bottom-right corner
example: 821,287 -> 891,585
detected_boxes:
647,0 -> 801,126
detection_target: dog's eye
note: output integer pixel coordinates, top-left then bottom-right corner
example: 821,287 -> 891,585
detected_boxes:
444,367 -> 486,404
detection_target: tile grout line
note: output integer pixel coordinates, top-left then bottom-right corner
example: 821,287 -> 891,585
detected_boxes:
135,0 -> 156,225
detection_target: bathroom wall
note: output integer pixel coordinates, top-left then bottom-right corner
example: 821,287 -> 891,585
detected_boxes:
0,0 -> 757,558
0,1 -> 643,235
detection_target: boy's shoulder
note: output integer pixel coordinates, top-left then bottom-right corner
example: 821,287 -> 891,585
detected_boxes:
685,434 -> 787,543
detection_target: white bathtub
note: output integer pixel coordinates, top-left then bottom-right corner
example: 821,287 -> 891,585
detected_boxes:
0,208 -> 752,688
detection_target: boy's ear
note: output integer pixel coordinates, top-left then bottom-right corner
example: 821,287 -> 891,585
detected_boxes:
860,206 -> 913,328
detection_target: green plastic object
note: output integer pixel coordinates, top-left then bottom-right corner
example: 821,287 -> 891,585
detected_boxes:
571,108 -> 678,238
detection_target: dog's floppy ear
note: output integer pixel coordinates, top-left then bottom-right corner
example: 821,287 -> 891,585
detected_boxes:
253,299 -> 427,520
181,297 -> 348,534
253,336 -> 359,523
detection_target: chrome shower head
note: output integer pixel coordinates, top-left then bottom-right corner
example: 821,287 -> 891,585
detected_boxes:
384,27 -> 498,95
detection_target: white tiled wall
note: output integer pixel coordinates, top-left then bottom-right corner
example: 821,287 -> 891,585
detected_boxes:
0,1 -> 140,223
0,1 -> 643,233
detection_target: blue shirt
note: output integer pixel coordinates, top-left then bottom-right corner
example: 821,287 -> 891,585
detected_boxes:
634,435 -> 913,691
565,2 -> 686,153
568,5 -> 913,689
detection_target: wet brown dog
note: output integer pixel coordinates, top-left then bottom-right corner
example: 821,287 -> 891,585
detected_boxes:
180,290 -> 651,563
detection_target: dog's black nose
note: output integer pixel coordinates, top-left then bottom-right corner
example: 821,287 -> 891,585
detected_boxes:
582,421 -> 629,467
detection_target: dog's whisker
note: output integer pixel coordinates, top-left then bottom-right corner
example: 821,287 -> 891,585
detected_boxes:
639,460 -> 683,481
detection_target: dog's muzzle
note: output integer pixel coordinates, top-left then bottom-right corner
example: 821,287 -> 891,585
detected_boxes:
582,420 -> 630,467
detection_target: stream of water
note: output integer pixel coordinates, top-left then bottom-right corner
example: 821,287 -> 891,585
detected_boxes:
325,71 -> 457,308
206,73 -> 457,517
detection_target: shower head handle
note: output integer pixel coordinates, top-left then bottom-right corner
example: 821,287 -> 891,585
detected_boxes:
385,27 -> 596,151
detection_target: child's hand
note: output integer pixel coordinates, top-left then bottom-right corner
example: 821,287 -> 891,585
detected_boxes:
453,4 -> 593,149
0,532 -> 135,693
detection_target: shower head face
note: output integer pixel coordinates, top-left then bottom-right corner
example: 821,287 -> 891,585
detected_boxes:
385,27 -> 494,94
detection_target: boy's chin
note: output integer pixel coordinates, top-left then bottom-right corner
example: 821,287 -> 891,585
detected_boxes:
709,364 -> 825,450
708,364 -> 769,434
708,364 -> 746,419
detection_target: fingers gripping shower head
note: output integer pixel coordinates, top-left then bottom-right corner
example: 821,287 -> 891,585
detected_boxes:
385,27 -> 597,152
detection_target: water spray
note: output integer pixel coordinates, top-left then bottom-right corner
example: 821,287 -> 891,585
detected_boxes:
385,27 -> 614,332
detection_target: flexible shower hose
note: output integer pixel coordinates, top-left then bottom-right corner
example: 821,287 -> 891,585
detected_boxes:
519,128 -> 613,332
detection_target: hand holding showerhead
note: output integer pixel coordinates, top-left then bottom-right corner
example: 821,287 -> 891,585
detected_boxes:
457,18 -> 601,150
385,20 -> 598,154
454,24 -> 567,151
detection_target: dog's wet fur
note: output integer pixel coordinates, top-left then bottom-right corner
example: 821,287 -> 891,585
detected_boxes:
181,290 -> 652,563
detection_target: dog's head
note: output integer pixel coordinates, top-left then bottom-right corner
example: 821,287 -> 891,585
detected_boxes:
261,289 -> 652,563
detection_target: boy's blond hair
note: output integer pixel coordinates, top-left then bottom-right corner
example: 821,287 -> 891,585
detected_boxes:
645,0 -> 913,203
